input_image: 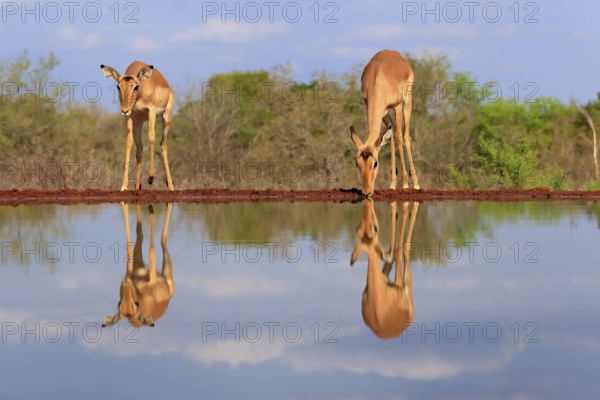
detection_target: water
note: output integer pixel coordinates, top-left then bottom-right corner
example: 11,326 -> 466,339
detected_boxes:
1,201 -> 599,399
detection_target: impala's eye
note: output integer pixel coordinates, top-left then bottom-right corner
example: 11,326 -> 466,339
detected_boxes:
374,161 -> 378,169
116,85 -> 121,91
118,301 -> 122,306
355,160 -> 359,167
134,301 -> 140,307
133,85 -> 139,92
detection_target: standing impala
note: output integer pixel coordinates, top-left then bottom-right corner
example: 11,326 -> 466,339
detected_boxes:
102,203 -> 174,328
350,49 -> 419,196
101,61 -> 175,191
351,199 -> 419,339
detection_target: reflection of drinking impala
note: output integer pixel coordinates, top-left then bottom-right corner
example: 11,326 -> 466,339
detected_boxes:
102,203 -> 174,328
351,199 -> 419,339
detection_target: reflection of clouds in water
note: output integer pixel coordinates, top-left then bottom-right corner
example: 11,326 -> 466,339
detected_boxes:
180,276 -> 295,299
85,328 -> 290,366
184,341 -> 288,368
0,307 -> 40,325
415,271 -> 600,325
419,274 -> 600,293
545,333 -> 600,352
85,325 -> 527,380
0,306 -> 101,328
57,271 -> 107,291
285,343 -> 525,380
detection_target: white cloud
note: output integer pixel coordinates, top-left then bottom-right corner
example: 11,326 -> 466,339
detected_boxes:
337,23 -> 478,43
57,26 -> 101,49
209,53 -> 244,63
422,25 -> 479,40
130,36 -> 163,53
295,38 -> 377,59
170,20 -> 292,44
326,46 -> 381,59
338,25 -> 409,42
298,23 -> 478,61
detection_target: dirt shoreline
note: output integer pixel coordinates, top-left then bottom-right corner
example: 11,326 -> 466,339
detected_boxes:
1,187 -> 600,206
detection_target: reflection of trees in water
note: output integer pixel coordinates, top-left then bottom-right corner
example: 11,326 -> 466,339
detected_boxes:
4,201 -> 600,270
175,202 -> 358,245
582,201 -> 600,229
176,201 -> 600,269
375,201 -> 599,269
0,205 -> 105,270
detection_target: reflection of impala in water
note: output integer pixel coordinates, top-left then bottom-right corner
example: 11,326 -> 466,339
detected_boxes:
351,199 -> 419,339
102,203 -> 174,328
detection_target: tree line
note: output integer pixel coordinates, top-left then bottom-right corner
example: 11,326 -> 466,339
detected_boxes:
1,49 -> 598,191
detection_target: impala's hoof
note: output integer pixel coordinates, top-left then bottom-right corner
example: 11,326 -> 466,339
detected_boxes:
148,176 -> 154,185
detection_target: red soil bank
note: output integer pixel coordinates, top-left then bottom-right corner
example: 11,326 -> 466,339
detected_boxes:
1,187 -> 600,206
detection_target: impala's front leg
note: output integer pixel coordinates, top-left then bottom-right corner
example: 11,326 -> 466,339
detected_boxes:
394,104 -> 409,189
389,134 -> 397,190
147,109 -> 156,185
132,120 -> 144,190
122,203 -> 134,275
399,202 -> 419,292
161,96 -> 175,190
148,205 -> 157,284
122,118 -> 134,191
162,203 -> 174,296
382,112 -> 397,190
403,98 -> 419,189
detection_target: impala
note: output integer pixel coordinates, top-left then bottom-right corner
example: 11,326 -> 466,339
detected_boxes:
101,61 -> 175,190
350,49 -> 419,196
351,199 -> 419,339
102,203 -> 174,328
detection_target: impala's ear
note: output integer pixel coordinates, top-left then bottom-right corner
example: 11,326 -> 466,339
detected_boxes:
350,126 -> 363,148
140,314 -> 155,327
381,112 -> 394,134
375,244 -> 384,260
350,243 -> 363,266
138,65 -> 154,81
100,65 -> 120,81
102,314 -> 121,328
374,129 -> 392,150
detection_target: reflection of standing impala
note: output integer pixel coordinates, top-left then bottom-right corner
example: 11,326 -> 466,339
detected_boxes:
101,61 -> 175,191
350,50 -> 419,197
351,199 -> 419,339
102,203 -> 174,328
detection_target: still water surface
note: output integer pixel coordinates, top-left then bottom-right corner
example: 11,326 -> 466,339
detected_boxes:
1,201 -> 599,399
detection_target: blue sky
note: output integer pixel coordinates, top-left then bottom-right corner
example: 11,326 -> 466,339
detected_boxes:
1,0 -> 598,107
